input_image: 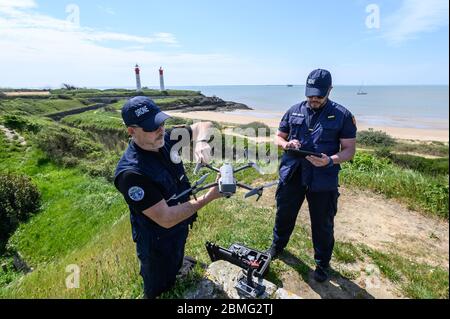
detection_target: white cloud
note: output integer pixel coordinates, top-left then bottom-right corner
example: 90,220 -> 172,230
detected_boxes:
0,0 -> 36,10
97,5 -> 115,16
0,1 -> 245,87
383,0 -> 449,44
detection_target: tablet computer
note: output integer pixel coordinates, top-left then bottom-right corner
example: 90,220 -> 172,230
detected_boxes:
286,148 -> 323,158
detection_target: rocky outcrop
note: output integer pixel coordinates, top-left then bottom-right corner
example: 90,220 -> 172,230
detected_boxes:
160,96 -> 252,112
183,260 -> 301,299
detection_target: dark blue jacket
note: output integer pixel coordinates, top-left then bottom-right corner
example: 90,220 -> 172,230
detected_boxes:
114,132 -> 195,241
279,100 -> 356,192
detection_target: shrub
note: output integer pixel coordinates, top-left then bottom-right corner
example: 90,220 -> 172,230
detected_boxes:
390,154 -> 449,176
374,147 -> 393,159
238,122 -> 272,137
357,129 -> 396,148
2,115 -> 41,133
165,117 -> 194,127
34,126 -> 102,166
347,152 -> 391,172
57,94 -> 72,100
0,174 -> 41,252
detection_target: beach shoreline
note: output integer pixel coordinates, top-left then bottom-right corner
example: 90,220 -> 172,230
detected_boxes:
167,110 -> 449,142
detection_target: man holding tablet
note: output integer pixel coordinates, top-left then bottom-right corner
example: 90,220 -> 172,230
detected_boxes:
267,69 -> 357,283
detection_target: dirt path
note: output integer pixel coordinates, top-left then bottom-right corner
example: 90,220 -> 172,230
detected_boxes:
0,125 -> 27,146
253,185 -> 449,299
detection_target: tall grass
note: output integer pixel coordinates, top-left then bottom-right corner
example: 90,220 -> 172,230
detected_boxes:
341,152 -> 448,219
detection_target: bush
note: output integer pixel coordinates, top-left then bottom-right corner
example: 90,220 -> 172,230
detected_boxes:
347,152 -> 391,172
374,147 -> 393,159
34,126 -> 102,166
0,174 -> 41,252
390,154 -> 449,176
57,94 -> 72,100
2,115 -> 41,133
165,117 -> 194,127
238,122 -> 272,137
357,129 -> 396,148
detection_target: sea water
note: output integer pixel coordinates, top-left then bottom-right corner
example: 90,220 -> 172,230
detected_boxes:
171,85 -> 449,130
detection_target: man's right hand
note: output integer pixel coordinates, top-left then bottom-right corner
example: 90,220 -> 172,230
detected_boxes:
204,174 -> 223,201
205,185 -> 222,201
284,139 -> 301,150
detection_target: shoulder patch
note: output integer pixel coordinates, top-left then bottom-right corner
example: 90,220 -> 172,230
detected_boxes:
352,116 -> 357,126
128,186 -> 145,202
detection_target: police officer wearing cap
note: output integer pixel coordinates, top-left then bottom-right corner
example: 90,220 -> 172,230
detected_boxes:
267,69 -> 357,282
114,96 -> 221,298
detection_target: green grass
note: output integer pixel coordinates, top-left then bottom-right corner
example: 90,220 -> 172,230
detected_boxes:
0,98 -> 89,116
395,140 -> 449,158
1,101 -> 448,299
361,246 -> 449,299
0,133 -> 127,266
389,154 -> 449,176
341,152 -> 449,219
49,89 -> 202,99
62,108 -> 125,132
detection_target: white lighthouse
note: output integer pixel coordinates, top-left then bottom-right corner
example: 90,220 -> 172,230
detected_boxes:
159,67 -> 165,91
135,64 -> 142,92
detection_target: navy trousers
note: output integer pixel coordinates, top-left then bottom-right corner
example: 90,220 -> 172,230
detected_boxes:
131,213 -> 189,299
272,167 -> 339,268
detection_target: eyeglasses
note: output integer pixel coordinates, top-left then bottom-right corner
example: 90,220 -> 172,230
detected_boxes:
307,95 -> 325,99
130,123 -> 164,133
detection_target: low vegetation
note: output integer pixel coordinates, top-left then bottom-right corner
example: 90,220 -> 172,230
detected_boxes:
0,93 -> 448,299
0,173 -> 41,253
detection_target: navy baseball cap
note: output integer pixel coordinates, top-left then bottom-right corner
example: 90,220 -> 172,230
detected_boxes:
121,96 -> 170,131
305,69 -> 332,97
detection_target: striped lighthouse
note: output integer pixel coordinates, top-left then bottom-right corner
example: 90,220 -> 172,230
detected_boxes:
135,64 -> 142,92
159,67 -> 165,91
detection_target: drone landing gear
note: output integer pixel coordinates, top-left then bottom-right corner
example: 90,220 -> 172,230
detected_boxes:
236,267 -> 266,298
206,242 -> 271,299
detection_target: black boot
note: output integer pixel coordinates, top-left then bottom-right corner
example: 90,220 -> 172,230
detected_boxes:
266,244 -> 283,260
313,265 -> 329,283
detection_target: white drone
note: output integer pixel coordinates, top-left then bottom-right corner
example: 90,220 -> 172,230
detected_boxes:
168,161 -> 278,203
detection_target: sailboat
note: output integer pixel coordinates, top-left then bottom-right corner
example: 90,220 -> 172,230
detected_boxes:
357,83 -> 368,95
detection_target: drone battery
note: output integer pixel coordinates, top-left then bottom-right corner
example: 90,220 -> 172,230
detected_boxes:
219,164 -> 237,194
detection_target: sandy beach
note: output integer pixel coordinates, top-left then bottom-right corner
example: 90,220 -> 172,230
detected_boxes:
167,110 -> 449,142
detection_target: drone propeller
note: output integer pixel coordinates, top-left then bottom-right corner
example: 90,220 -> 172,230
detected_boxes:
167,173 -> 210,203
194,162 -> 204,175
194,162 -> 220,175
244,181 -> 278,201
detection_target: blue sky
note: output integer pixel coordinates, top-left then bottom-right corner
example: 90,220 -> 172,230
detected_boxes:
0,0 -> 448,87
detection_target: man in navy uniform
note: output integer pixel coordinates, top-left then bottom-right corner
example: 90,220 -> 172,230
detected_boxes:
114,96 -> 221,298
267,69 -> 357,282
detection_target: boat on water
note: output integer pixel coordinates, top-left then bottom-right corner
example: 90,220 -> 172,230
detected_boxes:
357,83 -> 368,95
287,84 -> 294,87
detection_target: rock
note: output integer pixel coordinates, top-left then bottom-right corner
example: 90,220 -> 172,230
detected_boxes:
12,252 -> 32,273
183,260 -> 301,299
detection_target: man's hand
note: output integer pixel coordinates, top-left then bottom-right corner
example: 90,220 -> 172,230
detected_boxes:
204,174 -> 223,201
194,141 -> 212,164
306,154 -> 332,167
192,122 -> 214,163
284,139 -> 301,150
